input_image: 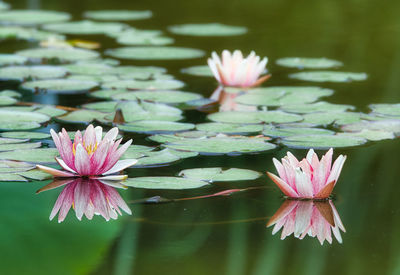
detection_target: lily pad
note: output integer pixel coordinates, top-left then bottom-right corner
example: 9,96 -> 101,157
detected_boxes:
84,10 -> 152,21
0,131 -> 50,140
106,46 -> 205,60
156,134 -> 276,155
208,111 -> 303,124
0,66 -> 67,81
124,176 -> 209,190
302,112 -> 362,126
17,48 -> 99,62
196,122 -> 263,134
21,79 -> 98,93
112,90 -> 202,104
0,148 -> 58,163
181,65 -> 214,77
0,26 -> 65,41
341,119 -> 400,135
336,130 -> 395,141
118,121 -> 195,134
102,79 -> 184,90
116,35 -> 174,46
0,95 -> 17,105
63,63 -> 113,76
276,57 -> 343,69
168,23 -> 247,36
0,10 -> 70,25
0,90 -> 20,98
89,89 -> 128,99
263,125 -> 334,138
0,54 -> 27,66
280,101 -> 355,114
43,20 -> 128,35
179,167 -> 261,182
0,142 -> 41,152
281,134 -> 367,149
289,71 -> 368,82
56,109 -> 107,124
132,148 -> 198,167
0,109 -> 50,130
369,103 -> 400,118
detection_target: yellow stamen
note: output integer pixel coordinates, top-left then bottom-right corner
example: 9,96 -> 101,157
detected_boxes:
72,142 -> 98,156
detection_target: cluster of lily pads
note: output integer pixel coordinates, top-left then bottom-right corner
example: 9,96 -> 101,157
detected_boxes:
0,1 -> 397,192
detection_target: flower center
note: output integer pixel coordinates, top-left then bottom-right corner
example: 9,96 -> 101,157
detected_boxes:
72,142 -> 98,156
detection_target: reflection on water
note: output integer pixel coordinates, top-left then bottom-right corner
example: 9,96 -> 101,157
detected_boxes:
210,86 -> 257,112
267,199 -> 346,245
37,178 -> 131,223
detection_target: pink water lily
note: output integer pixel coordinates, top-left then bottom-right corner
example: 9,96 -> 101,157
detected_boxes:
267,148 -> 346,199
37,178 -> 132,223
207,50 -> 270,88
37,124 -> 137,180
267,200 -> 346,245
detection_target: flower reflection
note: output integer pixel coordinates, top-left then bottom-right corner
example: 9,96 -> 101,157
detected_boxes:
37,124 -> 137,180
267,200 -> 346,245
210,86 -> 257,112
267,149 -> 346,199
37,178 -> 131,223
208,50 -> 270,88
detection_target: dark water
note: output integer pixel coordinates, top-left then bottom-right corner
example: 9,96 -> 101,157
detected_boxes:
1,0 -> 400,274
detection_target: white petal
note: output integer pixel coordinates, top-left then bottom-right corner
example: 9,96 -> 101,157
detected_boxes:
103,159 -> 138,175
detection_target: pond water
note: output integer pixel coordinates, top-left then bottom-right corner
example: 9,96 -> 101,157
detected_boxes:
1,0 -> 400,274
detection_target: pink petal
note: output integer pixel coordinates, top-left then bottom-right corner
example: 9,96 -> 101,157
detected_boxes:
74,143 -> 91,176
55,157 -> 77,174
273,158 -> 288,182
100,139 -> 132,174
36,178 -> 74,194
74,180 -> 91,220
57,182 -> 76,223
90,181 -> 110,221
267,200 -> 298,227
266,172 -> 298,197
294,168 -> 313,198
103,184 -> 132,215
102,159 -> 138,175
60,129 -> 75,169
90,139 -> 111,175
294,201 -> 313,237
326,155 -> 347,185
36,164 -> 76,178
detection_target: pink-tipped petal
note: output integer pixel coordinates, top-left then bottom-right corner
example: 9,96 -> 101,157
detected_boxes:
36,178 -> 74,194
102,159 -> 138,175
294,168 -> 313,198
267,200 -> 298,227
74,180 -> 90,220
327,155 -> 347,185
90,139 -> 111,175
55,157 -> 77,174
103,127 -> 119,141
36,164 -> 76,178
266,172 -> 298,197
83,124 -> 96,148
74,143 -> 91,176
94,126 -> 103,144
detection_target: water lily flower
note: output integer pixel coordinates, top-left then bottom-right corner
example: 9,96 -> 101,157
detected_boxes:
207,50 -> 270,88
37,124 -> 137,180
267,200 -> 346,245
37,178 -> 131,223
267,148 -> 346,199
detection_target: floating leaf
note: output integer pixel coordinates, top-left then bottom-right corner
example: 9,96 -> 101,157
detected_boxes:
369,103 -> 400,118
63,63 -> 113,76
276,57 -> 343,69
19,169 -> 52,181
280,101 -> 355,114
118,121 -> 195,134
112,90 -> 202,104
0,66 -> 66,81
116,34 -> 173,46
124,176 -> 209,189
35,105 -> 67,117
17,48 -> 99,62
0,109 -> 49,130
0,148 -> 58,163
196,122 -> 263,134
133,148 -> 198,167
21,79 -> 98,94
0,96 -> 17,105
281,135 -> 367,149
1,131 -> 50,140
56,109 -> 106,124
208,111 -> 303,124
102,79 -> 184,90
84,10 -> 152,21
0,54 -> 27,66
0,90 -> 20,98
179,167 -> 261,182
43,20 -> 128,35
289,71 -> 368,82
341,119 -> 400,135
263,125 -> 334,138
0,26 -> 65,41
181,65 -> 214,77
0,142 -> 41,152
168,23 -> 247,36
302,111 -> 362,126
337,130 -> 395,141
0,10 -> 70,25
106,46 -> 204,60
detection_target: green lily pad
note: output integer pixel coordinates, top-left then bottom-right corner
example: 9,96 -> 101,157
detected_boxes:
116,34 -> 174,46
0,10 -> 70,25
341,119 -> 400,134
336,130 -> 395,141
0,26 -> 65,41
196,122 -> 263,134
124,176 -> 209,190
118,121 -> 195,134
132,148 -> 198,167
63,63 -> 113,76
280,101 -> 355,114
0,2 -> 10,11
179,167 -> 261,182
43,20 -> 128,35
35,105 -> 67,117
289,71 -> 368,82
276,57 -> 343,69
106,46 -> 204,60
112,90 -> 202,104
168,23 -> 247,36
0,90 -> 20,98
281,134 -> 367,149
110,65 -> 166,75
0,148 -> 58,163
0,138 -> 28,144
0,96 -> 17,105
302,111 -> 362,126
263,125 -> 334,138
84,10 -> 152,21
89,89 -> 127,99
0,131 -> 50,140
21,79 -> 98,93
19,168 -> 52,181
208,111 -> 303,124
156,135 -> 276,155
0,142 -> 41,152
67,74 -> 119,83
0,54 -> 27,66
369,103 -> 400,118
56,109 -> 107,124
181,65 -> 214,77
0,109 -> 50,130
102,79 -> 184,90
17,48 -> 99,62
0,66 -> 67,81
